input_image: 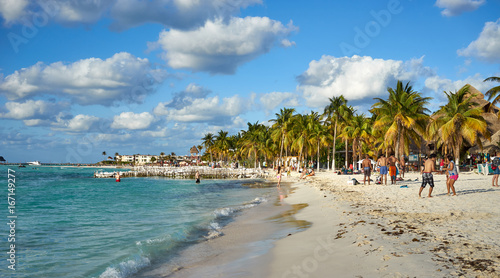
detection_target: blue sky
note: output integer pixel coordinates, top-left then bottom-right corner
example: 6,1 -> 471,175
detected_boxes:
0,0 -> 499,163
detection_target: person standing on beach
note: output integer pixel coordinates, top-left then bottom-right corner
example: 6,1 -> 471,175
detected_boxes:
399,155 -> 406,179
388,154 -> 397,184
377,154 -> 388,185
419,153 -> 438,198
445,155 -> 458,196
362,155 -> 372,185
277,166 -> 282,187
491,152 -> 500,187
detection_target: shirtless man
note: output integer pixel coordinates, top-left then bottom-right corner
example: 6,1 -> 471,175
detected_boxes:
399,155 -> 406,179
419,153 -> 438,198
377,154 -> 388,185
362,155 -> 372,185
388,154 -> 397,184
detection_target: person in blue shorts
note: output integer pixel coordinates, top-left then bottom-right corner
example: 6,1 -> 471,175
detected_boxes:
377,154 -> 388,185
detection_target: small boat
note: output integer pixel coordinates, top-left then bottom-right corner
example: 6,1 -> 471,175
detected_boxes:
18,164 -> 26,168
28,161 -> 42,166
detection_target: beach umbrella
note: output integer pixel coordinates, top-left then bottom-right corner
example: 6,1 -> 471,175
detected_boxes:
0,156 -> 5,162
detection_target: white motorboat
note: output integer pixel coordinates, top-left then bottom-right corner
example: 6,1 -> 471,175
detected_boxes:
28,161 -> 42,166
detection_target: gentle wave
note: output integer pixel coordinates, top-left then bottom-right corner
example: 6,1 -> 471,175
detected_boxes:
99,256 -> 151,278
99,196 -> 268,278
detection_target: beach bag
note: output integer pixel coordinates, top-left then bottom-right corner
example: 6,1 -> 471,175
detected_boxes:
492,158 -> 499,170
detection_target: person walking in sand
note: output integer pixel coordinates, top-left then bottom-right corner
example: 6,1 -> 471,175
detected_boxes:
419,153 -> 438,198
377,154 -> 388,185
445,155 -> 458,196
362,155 -> 372,185
277,166 -> 282,187
388,154 -> 397,185
491,152 -> 500,187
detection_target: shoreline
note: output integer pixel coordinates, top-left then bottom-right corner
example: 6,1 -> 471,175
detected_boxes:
266,171 -> 500,277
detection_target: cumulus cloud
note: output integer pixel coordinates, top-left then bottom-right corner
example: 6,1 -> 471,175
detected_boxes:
0,52 -> 167,105
0,0 -> 261,30
296,55 -> 434,108
154,94 -> 252,124
259,92 -> 300,111
0,100 -> 68,122
110,0 -> 261,31
111,112 -> 155,130
156,16 -> 297,74
52,114 -> 100,132
458,19 -> 500,63
424,73 -> 490,94
0,0 -> 29,24
164,83 -> 212,109
435,0 -> 485,16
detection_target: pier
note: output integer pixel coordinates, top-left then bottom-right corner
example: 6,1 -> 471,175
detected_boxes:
93,166 -> 271,179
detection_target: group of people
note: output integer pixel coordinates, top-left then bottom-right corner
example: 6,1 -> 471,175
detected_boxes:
361,153 -> 406,185
361,153 -> 466,198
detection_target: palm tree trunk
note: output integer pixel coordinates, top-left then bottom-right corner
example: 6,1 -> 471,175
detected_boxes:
332,120 -> 337,171
279,133 -> 285,166
317,141 -> 320,171
254,149 -> 257,169
345,139 -> 348,168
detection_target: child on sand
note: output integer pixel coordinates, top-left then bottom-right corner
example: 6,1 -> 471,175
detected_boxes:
445,155 -> 458,196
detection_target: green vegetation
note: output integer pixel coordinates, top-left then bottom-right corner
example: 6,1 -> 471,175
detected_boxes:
201,81 -> 492,170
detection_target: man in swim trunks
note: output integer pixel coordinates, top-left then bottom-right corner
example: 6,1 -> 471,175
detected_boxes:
362,155 -> 373,185
419,153 -> 437,198
377,154 -> 388,185
388,154 -> 397,184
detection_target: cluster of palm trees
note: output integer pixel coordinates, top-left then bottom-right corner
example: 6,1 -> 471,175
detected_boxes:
200,78 -> 499,170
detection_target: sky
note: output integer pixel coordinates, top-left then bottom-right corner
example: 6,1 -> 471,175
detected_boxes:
0,0 -> 499,163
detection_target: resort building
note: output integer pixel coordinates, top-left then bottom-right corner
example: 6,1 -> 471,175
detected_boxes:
115,154 -> 160,165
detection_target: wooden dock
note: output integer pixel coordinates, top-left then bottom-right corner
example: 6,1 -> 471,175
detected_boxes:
93,166 -> 271,179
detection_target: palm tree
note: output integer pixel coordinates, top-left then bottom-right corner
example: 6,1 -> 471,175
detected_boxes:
309,112 -> 332,171
202,133 -> 215,163
338,105 -> 355,168
342,113 -> 371,170
427,84 -> 491,166
214,130 -> 231,164
240,122 -> 267,168
114,152 -> 119,165
371,80 -> 431,159
484,77 -> 500,115
270,108 -> 296,166
290,114 -> 309,171
102,151 -> 106,162
323,95 -> 347,171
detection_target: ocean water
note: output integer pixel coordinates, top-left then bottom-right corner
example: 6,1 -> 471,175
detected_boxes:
0,166 -> 277,278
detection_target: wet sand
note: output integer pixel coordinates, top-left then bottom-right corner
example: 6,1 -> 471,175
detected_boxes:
136,182 -> 309,278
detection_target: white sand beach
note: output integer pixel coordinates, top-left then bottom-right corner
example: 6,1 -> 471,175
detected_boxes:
266,170 -> 500,277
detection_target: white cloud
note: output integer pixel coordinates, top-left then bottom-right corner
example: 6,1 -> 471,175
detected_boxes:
0,100 -> 65,120
156,16 -> 297,74
161,83 -> 212,109
259,92 -> 300,111
52,114 -> 100,132
0,0 -> 261,30
296,55 -> 433,108
110,0 -> 261,31
154,94 -> 252,124
111,112 -> 155,130
435,0 -> 485,16
0,0 -> 28,24
424,73 -> 490,93
458,19 -> 500,63
0,52 -> 167,105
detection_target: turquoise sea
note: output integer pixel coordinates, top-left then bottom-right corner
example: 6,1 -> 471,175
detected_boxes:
0,166 -> 279,278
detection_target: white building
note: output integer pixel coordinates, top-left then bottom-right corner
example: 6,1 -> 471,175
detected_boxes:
116,154 -> 159,165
